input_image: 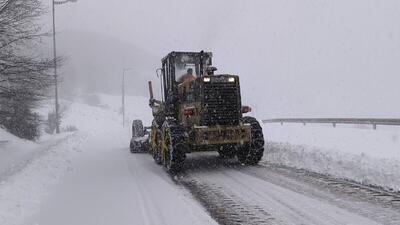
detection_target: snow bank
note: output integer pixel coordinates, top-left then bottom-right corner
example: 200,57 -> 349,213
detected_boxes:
1,94 -> 216,225
0,128 -> 38,177
0,132 -> 84,225
61,94 -> 152,134
262,123 -> 400,191
0,94 -> 156,225
0,128 -> 69,178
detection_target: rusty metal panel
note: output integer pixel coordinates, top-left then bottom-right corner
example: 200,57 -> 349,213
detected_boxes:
192,125 -> 251,145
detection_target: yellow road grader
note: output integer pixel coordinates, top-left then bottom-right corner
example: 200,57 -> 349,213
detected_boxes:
139,51 -> 265,173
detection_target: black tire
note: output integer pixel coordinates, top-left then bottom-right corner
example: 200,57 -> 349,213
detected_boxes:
141,142 -> 149,152
236,144 -> 250,164
130,142 -> 135,153
132,120 -> 144,137
161,119 -> 187,173
239,116 -> 265,165
218,145 -> 236,159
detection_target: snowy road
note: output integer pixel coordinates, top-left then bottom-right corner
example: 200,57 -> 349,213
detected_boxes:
178,153 -> 400,225
11,132 -> 400,225
2,96 -> 400,225
6,133 -> 400,225
19,132 -> 217,225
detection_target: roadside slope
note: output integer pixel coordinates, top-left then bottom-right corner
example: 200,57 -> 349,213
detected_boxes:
0,94 -> 216,225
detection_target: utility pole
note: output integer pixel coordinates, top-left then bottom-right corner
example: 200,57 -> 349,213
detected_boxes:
52,0 -> 77,134
122,68 -> 132,127
52,0 -> 59,134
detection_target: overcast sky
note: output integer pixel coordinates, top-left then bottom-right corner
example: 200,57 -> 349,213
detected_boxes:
42,0 -> 400,118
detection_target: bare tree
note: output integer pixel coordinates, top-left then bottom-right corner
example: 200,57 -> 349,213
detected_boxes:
0,0 -> 58,139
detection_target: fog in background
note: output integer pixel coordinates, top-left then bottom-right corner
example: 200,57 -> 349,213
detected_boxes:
40,0 -> 400,118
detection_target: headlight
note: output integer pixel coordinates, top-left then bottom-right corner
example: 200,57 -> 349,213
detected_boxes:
228,77 -> 235,82
204,77 -> 211,82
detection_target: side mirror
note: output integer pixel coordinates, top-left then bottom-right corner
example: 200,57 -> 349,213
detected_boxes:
156,68 -> 162,78
155,68 -> 164,102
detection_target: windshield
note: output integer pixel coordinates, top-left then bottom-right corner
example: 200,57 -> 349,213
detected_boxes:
175,63 -> 197,82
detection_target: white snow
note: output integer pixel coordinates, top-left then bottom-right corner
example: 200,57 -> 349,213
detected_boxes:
186,167 -> 383,225
263,123 -> 400,191
0,94 -> 216,225
2,93 -> 400,224
0,128 -> 38,177
0,128 -> 72,179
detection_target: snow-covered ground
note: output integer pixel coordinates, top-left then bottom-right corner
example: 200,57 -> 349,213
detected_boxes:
0,94 -> 216,225
0,128 -> 38,177
2,93 -> 400,225
0,125 -> 72,180
180,154 -> 394,225
263,123 -> 400,191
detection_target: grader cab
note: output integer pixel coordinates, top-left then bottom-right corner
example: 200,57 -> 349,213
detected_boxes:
147,51 -> 265,173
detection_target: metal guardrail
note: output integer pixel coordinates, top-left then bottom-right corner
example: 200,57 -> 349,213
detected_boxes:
262,118 -> 400,129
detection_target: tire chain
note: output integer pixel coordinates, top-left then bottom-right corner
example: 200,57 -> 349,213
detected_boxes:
242,117 -> 265,165
164,119 -> 187,173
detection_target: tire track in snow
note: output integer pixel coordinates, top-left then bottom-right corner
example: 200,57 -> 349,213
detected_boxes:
176,154 -> 281,225
177,153 -> 400,225
246,164 -> 400,214
125,152 -> 218,225
125,154 -> 169,225
179,178 -> 278,225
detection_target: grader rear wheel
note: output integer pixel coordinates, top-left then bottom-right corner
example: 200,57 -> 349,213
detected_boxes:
161,119 -> 186,173
236,145 -> 250,164
218,145 -> 236,159
238,117 -> 265,165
